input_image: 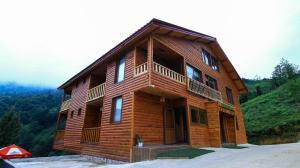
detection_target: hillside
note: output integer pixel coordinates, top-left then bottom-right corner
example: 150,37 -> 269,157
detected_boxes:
242,79 -> 300,144
0,83 -> 63,156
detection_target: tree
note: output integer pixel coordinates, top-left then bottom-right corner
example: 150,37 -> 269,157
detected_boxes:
272,58 -> 299,87
0,107 -> 22,147
256,86 -> 262,96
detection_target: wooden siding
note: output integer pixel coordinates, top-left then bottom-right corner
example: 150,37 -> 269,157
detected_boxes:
63,77 -> 91,152
82,50 -> 150,162
134,92 -> 164,144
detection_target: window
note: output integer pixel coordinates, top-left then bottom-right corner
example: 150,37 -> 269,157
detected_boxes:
205,75 -> 218,90
115,56 -> 125,83
226,87 -> 234,104
202,49 -> 219,71
190,106 -> 208,125
186,64 -> 202,82
190,108 -> 199,123
77,108 -> 82,116
111,96 -> 123,123
70,110 -> 74,118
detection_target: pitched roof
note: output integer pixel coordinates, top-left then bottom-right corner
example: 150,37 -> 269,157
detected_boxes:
58,18 -> 247,93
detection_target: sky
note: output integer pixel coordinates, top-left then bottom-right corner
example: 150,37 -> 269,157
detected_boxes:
0,0 -> 299,87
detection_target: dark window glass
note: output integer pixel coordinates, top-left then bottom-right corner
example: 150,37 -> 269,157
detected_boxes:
186,64 -> 202,82
226,87 -> 234,104
199,109 -> 208,125
115,56 -> 125,83
70,111 -> 74,118
77,108 -> 82,116
205,75 -> 218,90
190,108 -> 199,123
190,107 -> 207,125
202,49 -> 219,71
112,96 -> 122,123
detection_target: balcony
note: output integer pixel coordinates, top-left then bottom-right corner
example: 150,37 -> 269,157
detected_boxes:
153,62 -> 185,84
187,78 -> 222,102
54,130 -> 65,144
134,62 -> 148,76
81,127 -> 101,144
60,99 -> 71,112
86,83 -> 105,102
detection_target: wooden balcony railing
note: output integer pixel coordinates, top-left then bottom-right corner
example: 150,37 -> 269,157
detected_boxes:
60,99 -> 71,112
86,83 -> 105,102
54,130 -> 65,143
187,78 -> 222,102
81,127 -> 101,143
153,62 -> 185,84
134,62 -> 148,76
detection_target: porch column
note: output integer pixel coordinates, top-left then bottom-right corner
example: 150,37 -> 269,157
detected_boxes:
147,36 -> 153,85
205,102 -> 221,147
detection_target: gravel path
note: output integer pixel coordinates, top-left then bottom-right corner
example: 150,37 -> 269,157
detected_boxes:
101,141 -> 300,168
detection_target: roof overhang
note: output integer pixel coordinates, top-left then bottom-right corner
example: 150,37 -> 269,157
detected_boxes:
58,18 -> 247,93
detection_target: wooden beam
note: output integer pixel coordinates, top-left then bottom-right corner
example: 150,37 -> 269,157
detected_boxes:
148,36 -> 154,86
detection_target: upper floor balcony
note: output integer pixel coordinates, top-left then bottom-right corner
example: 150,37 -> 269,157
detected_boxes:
86,83 -> 106,103
60,99 -> 71,112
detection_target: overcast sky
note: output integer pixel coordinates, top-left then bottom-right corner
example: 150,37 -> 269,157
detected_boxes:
0,0 -> 299,87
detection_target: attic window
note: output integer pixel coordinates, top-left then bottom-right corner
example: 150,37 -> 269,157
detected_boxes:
202,49 -> 219,72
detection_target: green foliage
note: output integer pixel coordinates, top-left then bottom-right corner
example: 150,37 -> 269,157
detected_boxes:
0,107 -> 21,146
272,58 -> 299,87
157,148 -> 214,159
0,83 -> 62,156
242,78 -> 300,144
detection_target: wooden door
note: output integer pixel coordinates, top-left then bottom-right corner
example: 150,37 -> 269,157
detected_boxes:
164,106 -> 176,144
219,113 -> 227,143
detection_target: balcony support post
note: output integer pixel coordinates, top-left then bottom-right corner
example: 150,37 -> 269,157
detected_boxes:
148,36 -> 153,85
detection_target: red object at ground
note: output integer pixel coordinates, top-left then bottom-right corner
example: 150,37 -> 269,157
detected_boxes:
0,144 -> 31,159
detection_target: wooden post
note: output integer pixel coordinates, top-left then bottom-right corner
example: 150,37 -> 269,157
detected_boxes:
148,36 -> 153,86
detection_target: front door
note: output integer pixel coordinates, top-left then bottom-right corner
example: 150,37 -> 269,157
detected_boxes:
164,105 -> 176,144
220,113 -> 227,143
174,107 -> 188,143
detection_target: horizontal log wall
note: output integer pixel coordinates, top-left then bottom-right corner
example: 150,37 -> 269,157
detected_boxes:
134,92 -> 164,145
63,76 -> 90,153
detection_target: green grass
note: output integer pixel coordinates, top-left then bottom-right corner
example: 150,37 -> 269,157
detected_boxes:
223,146 -> 247,149
157,148 -> 214,159
242,79 -> 300,144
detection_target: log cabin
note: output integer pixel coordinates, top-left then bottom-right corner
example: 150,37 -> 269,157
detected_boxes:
53,18 -> 248,162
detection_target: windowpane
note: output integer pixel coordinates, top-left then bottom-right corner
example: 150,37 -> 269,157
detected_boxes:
226,87 -> 234,104
116,57 -> 125,83
112,97 -> 122,123
186,64 -> 202,82
190,108 -> 199,123
202,49 -> 219,72
199,110 -> 208,125
205,75 -> 218,90
186,65 -> 194,79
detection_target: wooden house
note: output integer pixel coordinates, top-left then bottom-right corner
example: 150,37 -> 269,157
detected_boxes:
53,19 -> 248,162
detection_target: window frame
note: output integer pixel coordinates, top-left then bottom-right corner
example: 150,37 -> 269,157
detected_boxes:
205,74 -> 218,90
111,96 -> 123,124
115,56 -> 125,83
201,49 -> 219,72
226,87 -> 234,105
189,106 -> 208,126
186,64 -> 203,82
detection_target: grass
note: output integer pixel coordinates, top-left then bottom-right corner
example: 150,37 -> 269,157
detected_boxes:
157,148 -> 214,159
223,146 -> 247,149
242,79 -> 300,144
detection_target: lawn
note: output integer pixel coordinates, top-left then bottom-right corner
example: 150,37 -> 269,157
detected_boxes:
157,148 -> 214,159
